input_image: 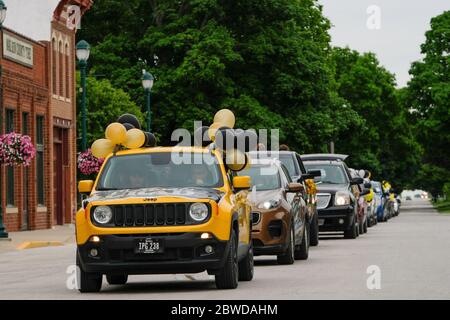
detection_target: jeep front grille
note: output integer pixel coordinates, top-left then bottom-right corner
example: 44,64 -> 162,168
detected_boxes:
90,203 -> 210,227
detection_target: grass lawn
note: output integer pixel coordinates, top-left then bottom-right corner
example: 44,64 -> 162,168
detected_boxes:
434,200 -> 450,214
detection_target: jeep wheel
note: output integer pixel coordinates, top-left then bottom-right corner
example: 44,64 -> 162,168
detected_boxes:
294,221 -> 309,260
76,252 -> 102,293
238,243 -> 254,281
106,274 -> 128,285
277,224 -> 295,265
344,216 -> 358,239
309,213 -> 319,247
215,230 -> 239,289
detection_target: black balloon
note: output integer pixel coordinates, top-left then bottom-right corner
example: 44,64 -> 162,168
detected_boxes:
117,114 -> 141,130
122,123 -> 135,131
144,132 -> 157,147
215,127 -> 235,151
235,129 -> 258,152
194,126 -> 212,147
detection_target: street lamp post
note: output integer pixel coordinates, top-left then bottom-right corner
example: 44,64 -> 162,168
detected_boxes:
142,70 -> 154,131
76,40 -> 90,151
0,0 -> 8,238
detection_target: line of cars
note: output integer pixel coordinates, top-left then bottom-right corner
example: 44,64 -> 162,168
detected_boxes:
75,146 -> 400,292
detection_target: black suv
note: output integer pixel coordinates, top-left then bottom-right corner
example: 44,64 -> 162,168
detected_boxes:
249,151 -> 321,246
301,154 -> 366,239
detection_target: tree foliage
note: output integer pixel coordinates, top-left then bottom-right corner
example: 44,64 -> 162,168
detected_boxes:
405,10 -> 450,197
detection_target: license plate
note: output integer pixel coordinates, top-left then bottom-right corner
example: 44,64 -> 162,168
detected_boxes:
318,219 -> 325,226
135,238 -> 164,254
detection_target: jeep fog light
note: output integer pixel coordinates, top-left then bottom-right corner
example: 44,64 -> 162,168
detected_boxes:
189,203 -> 208,222
93,206 -> 113,224
205,245 -> 214,254
90,236 -> 101,242
201,233 -> 212,239
90,248 -> 98,257
339,219 -> 344,224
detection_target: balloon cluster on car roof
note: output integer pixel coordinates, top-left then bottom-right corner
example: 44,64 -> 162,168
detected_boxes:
91,113 -> 157,159
194,109 -> 257,172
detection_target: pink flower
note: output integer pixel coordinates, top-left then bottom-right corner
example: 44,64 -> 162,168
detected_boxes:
77,149 -> 104,175
0,133 -> 36,166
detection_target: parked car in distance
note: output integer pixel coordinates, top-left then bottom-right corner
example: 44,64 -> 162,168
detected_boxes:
76,146 -> 254,292
237,159 -> 309,264
301,154 -> 368,239
248,151 -> 321,246
371,181 -> 386,222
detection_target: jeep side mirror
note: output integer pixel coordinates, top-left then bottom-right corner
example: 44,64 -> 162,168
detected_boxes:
287,182 -> 304,193
233,176 -> 251,190
78,180 -> 94,195
308,170 -> 321,178
351,177 -> 364,185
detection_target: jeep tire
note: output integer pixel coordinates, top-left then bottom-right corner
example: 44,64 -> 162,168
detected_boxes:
238,243 -> 254,281
76,252 -> 102,293
106,274 -> 128,285
215,230 -> 239,289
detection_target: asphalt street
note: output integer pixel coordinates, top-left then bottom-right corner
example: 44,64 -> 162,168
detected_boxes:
1,199 -> 449,300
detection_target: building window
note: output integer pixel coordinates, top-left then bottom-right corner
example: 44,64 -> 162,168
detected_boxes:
59,41 -> 64,97
36,116 -> 45,205
6,109 -> 15,206
65,43 -> 70,99
52,38 -> 57,95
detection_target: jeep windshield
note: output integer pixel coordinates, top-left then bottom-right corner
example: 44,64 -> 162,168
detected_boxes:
304,163 -> 348,184
96,152 -> 224,190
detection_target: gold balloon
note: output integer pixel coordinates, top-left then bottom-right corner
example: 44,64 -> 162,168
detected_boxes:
208,122 -> 222,141
91,139 -> 114,158
124,129 -> 145,149
214,109 -> 235,128
105,122 -> 127,145
225,149 -> 247,171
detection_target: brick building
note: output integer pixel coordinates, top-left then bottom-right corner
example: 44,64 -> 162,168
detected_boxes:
1,0 -> 92,231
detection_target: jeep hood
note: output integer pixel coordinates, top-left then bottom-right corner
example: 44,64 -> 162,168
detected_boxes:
86,187 -> 224,203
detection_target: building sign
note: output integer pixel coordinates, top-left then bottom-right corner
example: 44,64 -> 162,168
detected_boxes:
3,32 -> 34,67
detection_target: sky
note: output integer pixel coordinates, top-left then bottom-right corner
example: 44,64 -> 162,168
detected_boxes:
319,0 -> 449,87
2,1 -> 449,87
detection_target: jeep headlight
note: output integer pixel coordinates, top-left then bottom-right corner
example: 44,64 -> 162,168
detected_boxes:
189,203 -> 209,222
258,199 -> 281,210
335,191 -> 351,206
93,206 -> 113,224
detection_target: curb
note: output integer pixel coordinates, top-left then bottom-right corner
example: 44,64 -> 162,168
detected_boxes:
16,241 -> 64,250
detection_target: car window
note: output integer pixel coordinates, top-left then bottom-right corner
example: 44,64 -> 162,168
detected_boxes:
304,163 -> 348,184
280,165 -> 292,184
97,152 -> 224,189
238,165 -> 281,191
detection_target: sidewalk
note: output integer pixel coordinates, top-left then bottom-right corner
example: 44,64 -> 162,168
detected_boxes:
0,224 -> 75,253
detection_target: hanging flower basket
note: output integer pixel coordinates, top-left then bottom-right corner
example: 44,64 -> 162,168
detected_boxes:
0,132 -> 36,166
77,148 -> 104,176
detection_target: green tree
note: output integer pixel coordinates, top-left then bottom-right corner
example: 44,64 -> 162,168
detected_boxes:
331,47 -> 421,188
78,0 -> 345,151
405,11 -> 450,198
77,75 -> 144,149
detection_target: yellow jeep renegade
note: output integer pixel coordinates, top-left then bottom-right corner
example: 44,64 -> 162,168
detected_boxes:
76,146 -> 254,292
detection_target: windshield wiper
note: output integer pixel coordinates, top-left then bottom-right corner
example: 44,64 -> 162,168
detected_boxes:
96,187 -> 118,191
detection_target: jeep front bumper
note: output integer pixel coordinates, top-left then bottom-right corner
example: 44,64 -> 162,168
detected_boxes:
77,232 -> 230,275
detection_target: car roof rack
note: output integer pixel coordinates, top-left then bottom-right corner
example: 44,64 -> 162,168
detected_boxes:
300,153 -> 349,161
